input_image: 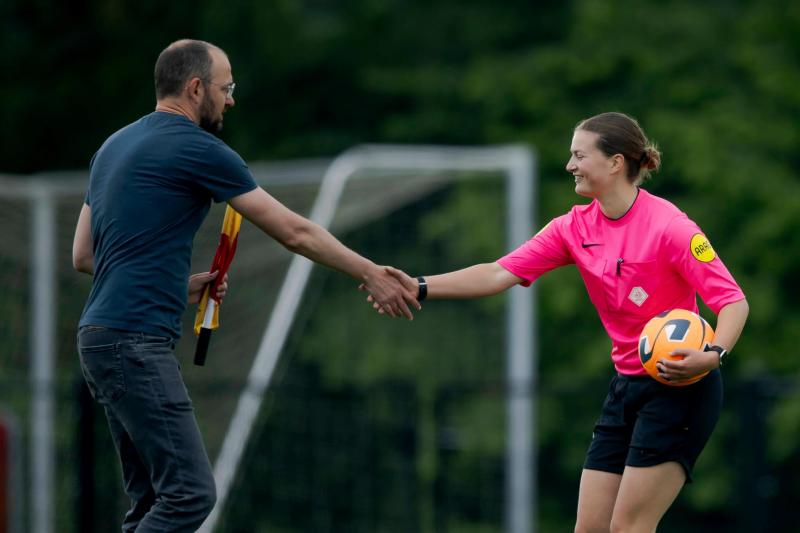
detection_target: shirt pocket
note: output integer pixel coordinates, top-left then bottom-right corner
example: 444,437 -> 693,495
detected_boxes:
603,260 -> 661,317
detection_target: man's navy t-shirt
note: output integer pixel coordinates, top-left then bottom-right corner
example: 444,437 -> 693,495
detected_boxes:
79,112 -> 257,339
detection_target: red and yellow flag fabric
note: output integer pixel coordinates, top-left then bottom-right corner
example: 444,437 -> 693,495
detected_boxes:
194,204 -> 242,343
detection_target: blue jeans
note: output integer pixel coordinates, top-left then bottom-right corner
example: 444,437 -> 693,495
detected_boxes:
77,326 -> 216,532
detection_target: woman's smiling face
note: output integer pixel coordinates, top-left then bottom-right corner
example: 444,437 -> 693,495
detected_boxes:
566,129 -> 622,199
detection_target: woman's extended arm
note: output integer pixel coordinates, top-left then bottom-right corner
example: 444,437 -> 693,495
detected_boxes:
367,262 -> 524,308
407,262 -> 524,299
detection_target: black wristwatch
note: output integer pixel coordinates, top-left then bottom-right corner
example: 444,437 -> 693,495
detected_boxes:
416,276 -> 428,302
705,344 -> 728,367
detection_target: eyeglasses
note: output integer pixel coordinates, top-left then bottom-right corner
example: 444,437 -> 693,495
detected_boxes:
206,80 -> 236,99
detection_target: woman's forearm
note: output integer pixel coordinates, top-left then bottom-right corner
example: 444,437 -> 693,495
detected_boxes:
425,262 -> 523,299
713,298 -> 749,351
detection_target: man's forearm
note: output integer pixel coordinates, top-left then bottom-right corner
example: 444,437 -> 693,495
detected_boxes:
286,222 -> 377,282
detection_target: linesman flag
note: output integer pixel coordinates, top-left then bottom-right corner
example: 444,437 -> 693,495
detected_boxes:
193,205 -> 243,366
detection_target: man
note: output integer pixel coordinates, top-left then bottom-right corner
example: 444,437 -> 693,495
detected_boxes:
72,39 -> 419,532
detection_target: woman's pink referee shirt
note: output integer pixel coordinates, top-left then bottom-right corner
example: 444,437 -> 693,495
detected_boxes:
497,188 -> 745,375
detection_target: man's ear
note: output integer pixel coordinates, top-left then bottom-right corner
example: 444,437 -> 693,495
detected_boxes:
185,77 -> 204,104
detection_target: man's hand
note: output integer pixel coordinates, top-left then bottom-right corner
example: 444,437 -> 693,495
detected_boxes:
656,348 -> 718,383
188,271 -> 228,305
359,265 -> 420,320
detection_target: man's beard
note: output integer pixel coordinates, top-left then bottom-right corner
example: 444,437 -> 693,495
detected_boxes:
199,94 -> 223,134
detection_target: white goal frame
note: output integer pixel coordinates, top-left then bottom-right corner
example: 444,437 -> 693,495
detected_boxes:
200,144 -> 539,533
1,143 -> 538,533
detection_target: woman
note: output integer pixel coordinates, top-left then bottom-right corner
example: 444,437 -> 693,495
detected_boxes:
369,112 -> 749,532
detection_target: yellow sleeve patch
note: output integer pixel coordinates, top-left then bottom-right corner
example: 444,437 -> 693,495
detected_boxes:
690,233 -> 716,262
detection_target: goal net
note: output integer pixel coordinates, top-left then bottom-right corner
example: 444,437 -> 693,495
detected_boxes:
197,145 -> 536,533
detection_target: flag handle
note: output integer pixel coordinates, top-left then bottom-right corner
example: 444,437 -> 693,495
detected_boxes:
194,329 -> 212,366
194,298 -> 217,366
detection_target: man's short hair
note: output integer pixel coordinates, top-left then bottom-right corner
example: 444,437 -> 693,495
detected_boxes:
154,40 -> 216,99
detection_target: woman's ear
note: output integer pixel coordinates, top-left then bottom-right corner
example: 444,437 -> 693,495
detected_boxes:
610,153 -> 626,174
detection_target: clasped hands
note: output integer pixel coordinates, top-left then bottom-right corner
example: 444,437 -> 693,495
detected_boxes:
359,266 -> 420,320
187,266 -> 419,319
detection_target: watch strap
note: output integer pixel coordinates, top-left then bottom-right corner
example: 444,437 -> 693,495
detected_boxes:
705,344 -> 728,366
416,276 -> 427,302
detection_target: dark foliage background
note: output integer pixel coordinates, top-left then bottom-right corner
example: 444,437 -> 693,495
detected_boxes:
1,1 -> 798,531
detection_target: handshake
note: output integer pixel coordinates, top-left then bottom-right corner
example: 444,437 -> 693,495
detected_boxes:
359,265 -> 423,320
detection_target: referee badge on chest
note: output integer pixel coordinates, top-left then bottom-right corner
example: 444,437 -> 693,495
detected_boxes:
628,286 -> 648,307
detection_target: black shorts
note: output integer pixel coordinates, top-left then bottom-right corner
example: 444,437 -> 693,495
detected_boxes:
583,369 -> 722,483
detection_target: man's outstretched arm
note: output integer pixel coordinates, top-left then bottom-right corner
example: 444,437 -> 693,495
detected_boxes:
229,187 -> 420,319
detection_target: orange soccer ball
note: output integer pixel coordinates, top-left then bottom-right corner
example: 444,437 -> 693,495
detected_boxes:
638,309 -> 715,386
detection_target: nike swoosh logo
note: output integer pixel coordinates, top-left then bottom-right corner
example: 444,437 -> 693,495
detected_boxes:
581,242 -> 602,248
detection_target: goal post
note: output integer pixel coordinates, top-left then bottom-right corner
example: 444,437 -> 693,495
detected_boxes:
0,143 -> 538,532
200,144 -> 539,533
